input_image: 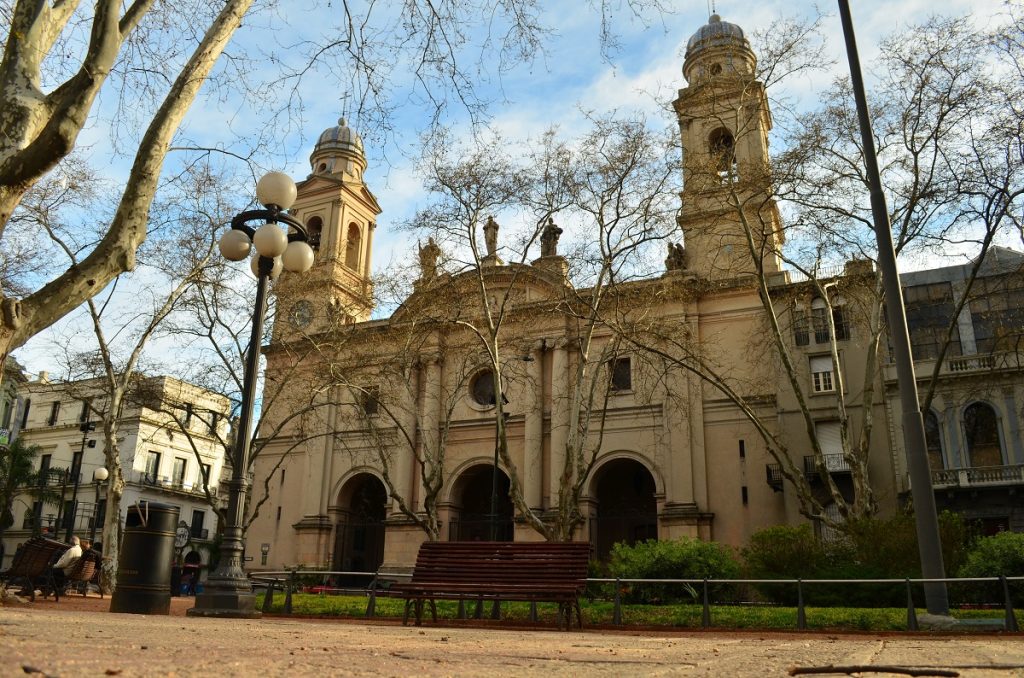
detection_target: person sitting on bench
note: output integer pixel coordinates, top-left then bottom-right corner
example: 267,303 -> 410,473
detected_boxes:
50,535 -> 82,592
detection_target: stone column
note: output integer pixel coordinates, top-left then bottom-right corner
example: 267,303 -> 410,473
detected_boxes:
390,366 -> 419,516
687,316 -> 709,510
522,340 -> 545,509
318,395 -> 339,514
418,356 -> 443,511
548,338 -> 570,507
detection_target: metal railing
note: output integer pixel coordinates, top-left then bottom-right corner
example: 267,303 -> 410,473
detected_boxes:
932,464 -> 1024,489
765,463 -> 784,491
803,454 -> 852,477
248,569 -> 1021,632
130,470 -> 218,498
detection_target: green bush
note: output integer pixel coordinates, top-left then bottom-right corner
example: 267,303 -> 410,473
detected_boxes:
741,525 -> 828,605
741,512 -> 973,608
958,531 -> 1024,606
606,538 -> 740,604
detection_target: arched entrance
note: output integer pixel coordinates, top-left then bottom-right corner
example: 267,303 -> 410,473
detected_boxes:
589,458 -> 657,561
449,464 -> 513,541
332,473 -> 387,580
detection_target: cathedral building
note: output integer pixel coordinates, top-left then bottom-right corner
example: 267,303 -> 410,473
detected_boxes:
247,15 -> 1023,573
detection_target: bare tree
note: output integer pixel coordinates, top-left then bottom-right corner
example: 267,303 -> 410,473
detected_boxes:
34,161 -> 236,588
0,0 -> 672,364
613,12 -> 1024,531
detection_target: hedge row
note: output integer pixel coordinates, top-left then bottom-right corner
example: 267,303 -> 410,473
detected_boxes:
597,513 -> 1024,608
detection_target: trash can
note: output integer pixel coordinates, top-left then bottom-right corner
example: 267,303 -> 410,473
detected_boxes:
110,501 -> 179,615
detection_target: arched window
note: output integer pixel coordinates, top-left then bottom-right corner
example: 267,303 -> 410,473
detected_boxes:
708,127 -> 737,182
963,402 -> 1003,467
305,216 -> 323,250
924,411 -> 943,470
345,223 -> 361,270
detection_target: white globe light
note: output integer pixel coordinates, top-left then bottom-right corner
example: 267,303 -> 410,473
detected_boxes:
282,241 -> 315,273
93,467 -> 109,482
250,255 -> 284,279
252,223 -> 288,257
219,229 -> 252,261
256,171 -> 297,209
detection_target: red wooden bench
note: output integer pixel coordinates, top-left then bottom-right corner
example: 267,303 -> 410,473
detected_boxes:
389,541 -> 591,629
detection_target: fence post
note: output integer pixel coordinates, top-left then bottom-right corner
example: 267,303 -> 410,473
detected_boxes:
796,579 -> 806,630
529,601 -> 538,622
905,578 -> 918,631
261,578 -> 275,613
491,599 -> 501,620
1002,576 -> 1019,632
366,574 -> 378,617
612,578 -> 622,625
284,568 -> 296,615
702,579 -> 710,629
458,598 -> 467,619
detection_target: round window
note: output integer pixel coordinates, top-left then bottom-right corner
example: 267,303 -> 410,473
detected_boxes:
710,63 -> 723,76
470,370 -> 496,406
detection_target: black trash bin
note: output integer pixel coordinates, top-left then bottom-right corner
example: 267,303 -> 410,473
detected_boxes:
110,501 -> 179,615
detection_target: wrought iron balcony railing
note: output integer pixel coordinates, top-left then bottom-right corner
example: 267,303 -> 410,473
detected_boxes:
765,463 -> 784,492
803,454 -> 852,479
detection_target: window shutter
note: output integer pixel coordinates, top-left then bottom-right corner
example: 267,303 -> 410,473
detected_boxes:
815,421 -> 843,456
809,355 -> 833,373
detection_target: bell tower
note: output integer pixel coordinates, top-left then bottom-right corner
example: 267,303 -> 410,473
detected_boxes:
673,15 -> 783,280
277,118 -> 381,333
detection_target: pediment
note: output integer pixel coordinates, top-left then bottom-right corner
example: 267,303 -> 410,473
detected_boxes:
392,263 -> 570,322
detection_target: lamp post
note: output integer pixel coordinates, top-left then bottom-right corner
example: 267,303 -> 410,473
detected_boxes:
189,171 -> 315,618
90,466 -> 108,543
65,421 -> 95,542
836,0 -> 948,615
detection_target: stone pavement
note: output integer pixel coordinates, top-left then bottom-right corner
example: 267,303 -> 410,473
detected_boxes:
1,597 -> 1023,677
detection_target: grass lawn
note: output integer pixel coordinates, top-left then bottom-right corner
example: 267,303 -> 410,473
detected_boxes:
255,592 -> 1013,632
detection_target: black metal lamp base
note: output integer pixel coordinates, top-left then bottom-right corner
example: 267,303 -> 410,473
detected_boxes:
187,591 -> 262,619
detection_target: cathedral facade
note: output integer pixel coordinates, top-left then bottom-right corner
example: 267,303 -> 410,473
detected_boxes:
246,15 -> 1023,573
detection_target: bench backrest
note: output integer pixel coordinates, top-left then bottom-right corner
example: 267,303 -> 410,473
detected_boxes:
3,537 -> 69,578
65,555 -> 96,582
410,541 -> 591,588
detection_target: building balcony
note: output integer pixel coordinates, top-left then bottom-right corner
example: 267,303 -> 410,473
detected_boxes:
803,454 -> 852,480
883,349 -> 1023,381
931,464 -> 1024,490
765,463 -> 784,492
130,470 -> 218,499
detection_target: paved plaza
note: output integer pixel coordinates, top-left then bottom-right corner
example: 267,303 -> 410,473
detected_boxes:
1,596 -> 1022,677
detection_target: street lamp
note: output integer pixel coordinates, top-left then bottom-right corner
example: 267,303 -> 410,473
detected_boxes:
836,0 -> 948,616
65,421 -> 95,542
189,172 -> 314,619
90,466 -> 108,543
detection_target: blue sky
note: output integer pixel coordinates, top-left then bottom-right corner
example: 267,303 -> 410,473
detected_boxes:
12,0 -> 1001,377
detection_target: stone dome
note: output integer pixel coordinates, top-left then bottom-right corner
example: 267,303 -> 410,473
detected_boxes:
685,14 -> 748,57
314,117 -> 364,158
310,117 -> 367,176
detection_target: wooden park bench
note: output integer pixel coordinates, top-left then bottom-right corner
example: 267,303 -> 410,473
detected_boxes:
44,552 -> 98,602
0,536 -> 69,601
389,541 -> 591,629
